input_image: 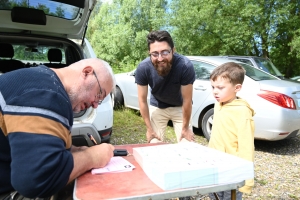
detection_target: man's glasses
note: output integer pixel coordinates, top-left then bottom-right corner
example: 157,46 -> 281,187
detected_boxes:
149,49 -> 172,58
93,71 -> 106,105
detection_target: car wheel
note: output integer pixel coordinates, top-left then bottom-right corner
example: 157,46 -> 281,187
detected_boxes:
113,86 -> 124,109
201,108 -> 214,141
110,92 -> 115,108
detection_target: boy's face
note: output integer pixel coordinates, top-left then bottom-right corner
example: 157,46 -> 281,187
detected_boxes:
210,76 -> 242,105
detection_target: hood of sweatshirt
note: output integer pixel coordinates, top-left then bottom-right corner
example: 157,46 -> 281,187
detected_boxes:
217,96 -> 255,117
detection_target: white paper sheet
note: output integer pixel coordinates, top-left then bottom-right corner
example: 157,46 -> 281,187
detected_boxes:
91,156 -> 135,174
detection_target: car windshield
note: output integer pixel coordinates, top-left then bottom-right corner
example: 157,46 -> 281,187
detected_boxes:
0,0 -> 80,20
240,63 -> 278,81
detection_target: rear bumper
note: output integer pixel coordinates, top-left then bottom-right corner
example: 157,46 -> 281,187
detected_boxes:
98,127 -> 112,143
254,129 -> 300,141
71,123 -> 112,146
285,129 -> 300,139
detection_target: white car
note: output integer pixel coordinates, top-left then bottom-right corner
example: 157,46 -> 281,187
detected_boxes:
114,56 -> 300,141
0,0 -> 113,144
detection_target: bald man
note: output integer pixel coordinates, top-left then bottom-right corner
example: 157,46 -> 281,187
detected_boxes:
0,58 -> 115,199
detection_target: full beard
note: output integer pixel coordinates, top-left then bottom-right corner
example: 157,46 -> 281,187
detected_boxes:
153,58 -> 172,76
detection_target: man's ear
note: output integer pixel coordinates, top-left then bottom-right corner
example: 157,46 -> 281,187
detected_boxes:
235,84 -> 242,92
82,66 -> 93,77
172,47 -> 176,53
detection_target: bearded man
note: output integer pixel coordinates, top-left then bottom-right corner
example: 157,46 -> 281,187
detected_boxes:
135,30 -> 196,143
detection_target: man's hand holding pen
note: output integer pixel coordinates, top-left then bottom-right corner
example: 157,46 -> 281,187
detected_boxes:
69,142 -> 114,182
84,133 -> 114,168
86,143 -> 115,168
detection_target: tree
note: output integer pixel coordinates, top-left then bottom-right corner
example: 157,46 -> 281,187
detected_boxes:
169,0 -> 300,77
54,5 -> 65,17
35,3 -> 50,14
87,0 -> 168,71
87,0 -> 300,76
277,0 -> 300,77
0,0 -> 12,9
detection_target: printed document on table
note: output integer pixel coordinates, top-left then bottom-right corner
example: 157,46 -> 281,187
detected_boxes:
91,156 -> 135,174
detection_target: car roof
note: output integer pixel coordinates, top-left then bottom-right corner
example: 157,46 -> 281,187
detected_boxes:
186,55 -> 281,80
212,55 -> 265,59
0,0 -> 96,40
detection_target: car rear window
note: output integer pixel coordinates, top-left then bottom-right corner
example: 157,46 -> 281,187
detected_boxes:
15,45 -> 66,65
0,0 -> 80,20
191,59 -> 278,81
241,63 -> 278,81
253,57 -> 283,77
191,61 -> 215,80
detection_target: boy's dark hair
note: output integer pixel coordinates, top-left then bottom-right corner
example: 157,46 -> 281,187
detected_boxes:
210,62 -> 246,85
147,30 -> 174,50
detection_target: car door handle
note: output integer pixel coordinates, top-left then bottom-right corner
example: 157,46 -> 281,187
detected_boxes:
194,85 -> 207,91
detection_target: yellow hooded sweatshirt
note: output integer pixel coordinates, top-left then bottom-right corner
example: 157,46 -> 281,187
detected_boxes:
208,97 -> 255,194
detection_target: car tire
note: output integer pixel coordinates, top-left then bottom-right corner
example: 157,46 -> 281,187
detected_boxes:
113,86 -> 124,109
201,108 -> 214,141
110,92 -> 115,108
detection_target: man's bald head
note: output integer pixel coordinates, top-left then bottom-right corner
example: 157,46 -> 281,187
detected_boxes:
69,58 -> 115,95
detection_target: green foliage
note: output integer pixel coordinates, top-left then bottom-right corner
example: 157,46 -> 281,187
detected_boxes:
0,0 -> 12,8
54,6 -> 65,17
169,0 -> 300,77
13,45 -> 49,62
87,0 -> 168,73
87,0 -> 300,77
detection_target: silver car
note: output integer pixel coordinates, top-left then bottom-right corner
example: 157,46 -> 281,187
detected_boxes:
114,56 -> 300,141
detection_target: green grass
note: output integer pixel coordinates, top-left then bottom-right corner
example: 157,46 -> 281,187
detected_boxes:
255,178 -> 268,186
110,107 -> 209,146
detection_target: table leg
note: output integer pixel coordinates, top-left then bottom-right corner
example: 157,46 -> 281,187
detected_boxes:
213,192 -> 220,200
231,189 -> 236,200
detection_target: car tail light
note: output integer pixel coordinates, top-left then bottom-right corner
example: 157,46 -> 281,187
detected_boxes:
257,90 -> 296,109
101,131 -> 111,137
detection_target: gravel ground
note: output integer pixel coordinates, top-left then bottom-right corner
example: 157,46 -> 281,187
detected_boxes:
192,134 -> 300,200
243,136 -> 300,200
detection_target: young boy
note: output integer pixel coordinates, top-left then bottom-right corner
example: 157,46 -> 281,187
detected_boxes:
208,62 -> 255,200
